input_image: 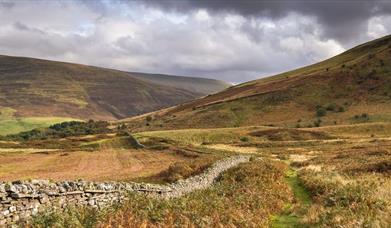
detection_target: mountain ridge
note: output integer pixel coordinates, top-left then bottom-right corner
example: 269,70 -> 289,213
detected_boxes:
121,35 -> 391,130
0,54 -> 230,121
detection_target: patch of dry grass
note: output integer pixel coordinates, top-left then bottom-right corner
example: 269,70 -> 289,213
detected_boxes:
0,149 -> 192,181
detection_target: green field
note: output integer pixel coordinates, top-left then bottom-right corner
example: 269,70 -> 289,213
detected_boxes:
0,108 -> 79,135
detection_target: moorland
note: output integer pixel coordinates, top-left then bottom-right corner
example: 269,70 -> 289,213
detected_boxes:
0,35 -> 390,227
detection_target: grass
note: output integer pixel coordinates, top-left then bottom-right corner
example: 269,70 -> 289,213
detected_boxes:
31,159 -> 293,227
0,117 -> 80,135
271,169 -> 312,228
0,107 -> 80,135
0,55 -> 228,121
2,122 -> 390,226
135,127 -> 268,146
0,148 -> 196,182
121,35 -> 391,131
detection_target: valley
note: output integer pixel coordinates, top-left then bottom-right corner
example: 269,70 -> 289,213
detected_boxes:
0,35 -> 390,227
0,120 -> 390,226
0,55 -> 229,135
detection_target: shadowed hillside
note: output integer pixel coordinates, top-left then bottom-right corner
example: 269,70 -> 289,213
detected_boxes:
0,55 -> 229,122
121,35 -> 391,130
130,73 -> 230,95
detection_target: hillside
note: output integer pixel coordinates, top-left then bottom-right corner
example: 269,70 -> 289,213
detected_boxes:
130,73 -> 230,95
0,55 -> 229,134
122,35 -> 391,130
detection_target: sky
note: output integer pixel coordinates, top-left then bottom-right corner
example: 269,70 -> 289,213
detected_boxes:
0,0 -> 391,83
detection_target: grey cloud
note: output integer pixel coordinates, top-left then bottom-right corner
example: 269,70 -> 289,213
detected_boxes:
0,0 -> 388,84
0,1 -> 14,8
140,0 -> 391,46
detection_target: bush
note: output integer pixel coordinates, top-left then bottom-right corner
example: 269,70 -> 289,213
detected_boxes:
337,106 -> 345,112
316,107 -> 327,117
146,116 -> 152,122
240,136 -> 249,142
314,119 -> 322,127
353,113 -> 369,122
326,103 -> 337,111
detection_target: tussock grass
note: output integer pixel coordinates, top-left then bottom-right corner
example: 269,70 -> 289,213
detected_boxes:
300,171 -> 390,227
136,127 -> 263,146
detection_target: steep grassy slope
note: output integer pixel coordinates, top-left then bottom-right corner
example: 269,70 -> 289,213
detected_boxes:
122,35 -> 391,130
0,55 -> 229,123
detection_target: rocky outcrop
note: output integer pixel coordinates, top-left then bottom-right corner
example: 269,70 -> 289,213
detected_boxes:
0,155 -> 250,226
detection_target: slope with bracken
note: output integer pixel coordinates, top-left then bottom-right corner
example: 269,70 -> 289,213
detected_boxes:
121,35 -> 391,130
0,55 -> 230,133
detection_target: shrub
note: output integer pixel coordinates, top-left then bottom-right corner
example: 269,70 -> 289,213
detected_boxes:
146,116 -> 152,122
353,113 -> 369,122
326,103 -> 337,111
314,119 -> 322,127
337,106 -> 345,112
316,107 -> 327,117
240,136 -> 249,142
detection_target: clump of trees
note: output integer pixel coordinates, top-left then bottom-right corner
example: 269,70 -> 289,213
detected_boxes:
6,120 -> 111,141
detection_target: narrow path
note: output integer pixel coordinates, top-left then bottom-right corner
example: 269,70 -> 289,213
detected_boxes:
271,168 -> 312,228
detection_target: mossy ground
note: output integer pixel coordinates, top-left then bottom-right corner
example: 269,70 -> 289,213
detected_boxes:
271,169 -> 312,228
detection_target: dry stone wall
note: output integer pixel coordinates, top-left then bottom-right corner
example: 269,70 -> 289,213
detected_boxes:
0,155 -> 251,226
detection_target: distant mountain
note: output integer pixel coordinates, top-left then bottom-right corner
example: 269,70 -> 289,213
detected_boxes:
121,35 -> 391,130
0,55 -> 230,121
130,73 -> 230,95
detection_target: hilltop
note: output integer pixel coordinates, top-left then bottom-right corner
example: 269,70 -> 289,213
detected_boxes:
121,35 -> 391,130
0,55 -> 229,134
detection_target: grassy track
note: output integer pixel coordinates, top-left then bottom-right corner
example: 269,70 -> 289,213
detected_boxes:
272,169 -> 312,228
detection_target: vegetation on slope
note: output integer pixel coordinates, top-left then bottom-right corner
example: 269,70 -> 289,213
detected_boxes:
0,55 -> 228,123
134,124 -> 391,227
122,35 -> 391,130
130,72 -> 230,95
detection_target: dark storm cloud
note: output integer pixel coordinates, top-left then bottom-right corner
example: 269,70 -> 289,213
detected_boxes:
141,0 -> 391,45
